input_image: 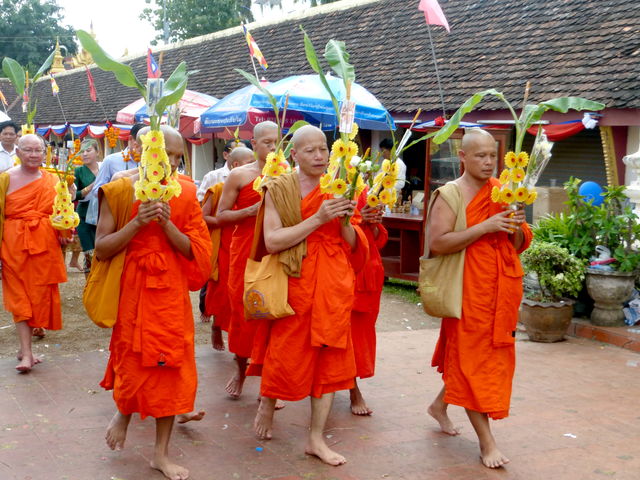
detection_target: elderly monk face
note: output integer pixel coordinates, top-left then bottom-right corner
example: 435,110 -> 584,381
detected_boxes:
459,131 -> 497,182
291,127 -> 329,178
16,135 -> 46,170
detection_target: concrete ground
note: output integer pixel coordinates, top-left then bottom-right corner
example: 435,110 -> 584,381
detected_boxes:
0,328 -> 639,480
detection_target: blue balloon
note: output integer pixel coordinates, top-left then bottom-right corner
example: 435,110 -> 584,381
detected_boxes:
578,181 -> 604,206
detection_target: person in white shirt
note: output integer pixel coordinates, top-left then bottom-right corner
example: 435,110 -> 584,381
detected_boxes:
379,138 -> 407,198
0,121 -> 18,173
196,139 -> 252,202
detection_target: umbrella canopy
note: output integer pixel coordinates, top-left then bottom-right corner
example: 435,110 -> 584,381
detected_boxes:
0,111 -> 10,122
116,90 -> 219,137
198,84 -> 307,137
266,74 -> 396,131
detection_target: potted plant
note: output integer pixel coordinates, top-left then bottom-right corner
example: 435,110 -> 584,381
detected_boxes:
520,241 -> 585,342
533,178 -> 640,326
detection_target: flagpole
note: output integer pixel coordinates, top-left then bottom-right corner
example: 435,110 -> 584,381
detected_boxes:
425,22 -> 447,118
250,55 -> 260,83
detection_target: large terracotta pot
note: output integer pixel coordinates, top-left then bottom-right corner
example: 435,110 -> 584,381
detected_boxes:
520,298 -> 574,343
585,268 -> 636,327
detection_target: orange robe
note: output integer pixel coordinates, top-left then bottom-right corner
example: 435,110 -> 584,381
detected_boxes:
0,172 -> 66,329
100,178 -> 211,419
227,180 -> 261,358
203,183 -> 232,331
351,220 -> 388,379
431,179 -> 532,419
250,185 -> 368,401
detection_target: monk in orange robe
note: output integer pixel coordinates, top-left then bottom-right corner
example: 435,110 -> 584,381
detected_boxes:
427,128 -> 532,469
250,125 -> 368,466
0,134 -> 69,373
216,121 -> 277,399
202,147 -> 255,351
349,194 -> 388,415
95,126 -> 211,480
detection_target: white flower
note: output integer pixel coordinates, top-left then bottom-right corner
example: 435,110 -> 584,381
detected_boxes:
349,155 -> 361,168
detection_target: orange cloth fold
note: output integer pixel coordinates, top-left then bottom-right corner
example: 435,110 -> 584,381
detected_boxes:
249,185 -> 365,400
100,177 -> 212,419
203,183 -> 232,330
431,179 -> 532,419
1,172 -> 66,328
227,180 -> 262,358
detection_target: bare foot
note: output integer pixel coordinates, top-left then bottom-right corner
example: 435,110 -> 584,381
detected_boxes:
105,411 -> 131,451
275,399 -> 285,410
199,312 -> 211,323
254,397 -> 276,440
225,374 -> 245,399
350,387 -> 373,416
480,444 -> 510,469
427,403 -> 461,436
150,456 -> 190,480
177,410 -> 205,424
305,438 -> 346,466
32,327 -> 45,338
69,262 -> 84,272
211,326 -> 225,351
16,351 -> 41,364
15,356 -> 32,373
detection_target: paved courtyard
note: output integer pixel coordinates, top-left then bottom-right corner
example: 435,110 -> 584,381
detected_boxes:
0,328 -> 638,480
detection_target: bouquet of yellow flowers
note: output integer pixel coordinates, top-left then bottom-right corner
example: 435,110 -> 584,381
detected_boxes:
48,139 -> 83,230
133,129 -> 182,202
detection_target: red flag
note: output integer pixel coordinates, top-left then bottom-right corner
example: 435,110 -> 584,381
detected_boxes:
85,66 -> 97,102
147,48 -> 161,78
418,0 -> 450,32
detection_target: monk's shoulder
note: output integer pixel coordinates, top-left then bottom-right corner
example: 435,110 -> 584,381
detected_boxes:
178,176 -> 197,197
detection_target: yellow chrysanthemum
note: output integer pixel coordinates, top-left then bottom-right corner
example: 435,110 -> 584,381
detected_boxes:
253,176 -> 263,193
267,164 -> 286,177
491,186 -> 501,203
348,123 -> 359,141
498,169 -> 511,185
330,178 -> 348,196
143,148 -> 169,166
328,162 -> 339,176
511,167 -> 526,183
381,159 -> 391,173
516,152 -> 529,168
392,162 -> 401,176
146,166 -> 164,182
140,130 -> 165,150
162,181 -> 181,201
55,181 -> 67,194
373,171 -> 385,186
500,187 -> 515,204
378,189 -> 391,204
345,141 -> 358,159
331,139 -> 347,157
320,173 -> 332,189
382,175 -> 396,189
135,183 -> 149,202
143,182 -> 164,201
367,194 -> 379,208
329,151 -> 339,163
265,152 -> 277,164
515,187 -> 529,203
525,189 -> 538,205
504,151 -> 517,168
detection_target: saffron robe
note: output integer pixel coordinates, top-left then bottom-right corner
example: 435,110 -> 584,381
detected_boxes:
203,183 -> 232,330
251,185 -> 368,400
431,179 -> 532,419
100,177 -> 211,419
351,220 -> 388,379
227,180 -> 261,358
0,172 -> 66,328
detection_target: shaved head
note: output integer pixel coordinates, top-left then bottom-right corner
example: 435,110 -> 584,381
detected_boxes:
253,121 -> 278,140
229,146 -> 255,167
136,124 -> 182,143
17,134 -> 45,149
460,128 -> 494,152
291,125 -> 326,149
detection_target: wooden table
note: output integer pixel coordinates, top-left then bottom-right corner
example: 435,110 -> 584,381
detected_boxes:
380,212 -> 424,281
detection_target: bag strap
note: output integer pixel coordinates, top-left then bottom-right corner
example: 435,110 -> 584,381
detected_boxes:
422,182 -> 462,259
248,198 -> 268,262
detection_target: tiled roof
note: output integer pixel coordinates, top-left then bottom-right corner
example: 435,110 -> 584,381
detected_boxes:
2,0 -> 638,125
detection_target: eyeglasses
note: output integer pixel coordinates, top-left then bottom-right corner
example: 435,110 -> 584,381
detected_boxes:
20,148 -> 45,154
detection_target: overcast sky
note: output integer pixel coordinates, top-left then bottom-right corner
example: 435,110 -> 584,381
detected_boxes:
56,0 -> 309,59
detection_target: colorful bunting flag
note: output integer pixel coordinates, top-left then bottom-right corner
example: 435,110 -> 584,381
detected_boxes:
147,48 -> 161,78
418,0 -> 450,32
243,24 -> 268,70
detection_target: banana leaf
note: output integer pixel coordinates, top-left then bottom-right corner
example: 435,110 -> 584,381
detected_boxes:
2,57 -> 25,96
